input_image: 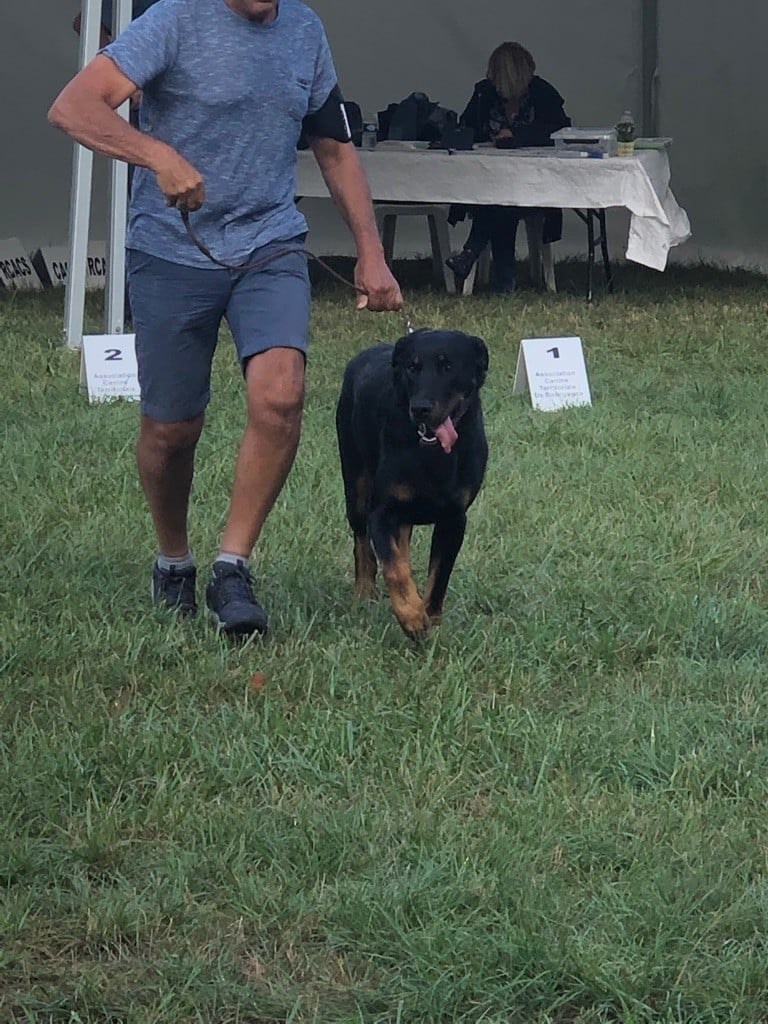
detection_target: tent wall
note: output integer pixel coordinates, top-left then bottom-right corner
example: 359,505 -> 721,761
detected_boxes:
301,0 -> 643,265
2,0 -> 767,273
658,0 -> 768,270
3,0 -> 111,251
308,1 -> 641,129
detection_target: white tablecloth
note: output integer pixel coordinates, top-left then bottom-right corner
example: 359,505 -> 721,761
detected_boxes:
295,143 -> 691,272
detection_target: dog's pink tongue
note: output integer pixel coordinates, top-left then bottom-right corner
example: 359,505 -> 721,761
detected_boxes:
434,416 -> 458,453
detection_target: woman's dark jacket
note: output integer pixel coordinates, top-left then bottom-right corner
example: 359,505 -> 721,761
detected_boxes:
453,76 -> 571,243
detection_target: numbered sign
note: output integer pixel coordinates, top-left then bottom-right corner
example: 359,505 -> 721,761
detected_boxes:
82,334 -> 140,404
0,237 -> 42,291
513,336 -> 592,411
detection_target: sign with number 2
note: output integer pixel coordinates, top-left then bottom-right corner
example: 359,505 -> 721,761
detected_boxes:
81,334 -> 140,404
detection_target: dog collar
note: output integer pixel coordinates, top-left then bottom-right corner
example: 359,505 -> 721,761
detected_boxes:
417,423 -> 440,446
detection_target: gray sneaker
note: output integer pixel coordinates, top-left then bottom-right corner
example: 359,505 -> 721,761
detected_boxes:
205,560 -> 268,636
151,562 -> 197,617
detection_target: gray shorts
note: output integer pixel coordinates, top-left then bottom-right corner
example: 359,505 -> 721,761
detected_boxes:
127,240 -> 311,422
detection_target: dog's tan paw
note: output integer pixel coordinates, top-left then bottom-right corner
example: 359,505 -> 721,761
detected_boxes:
398,607 -> 431,641
354,580 -> 378,600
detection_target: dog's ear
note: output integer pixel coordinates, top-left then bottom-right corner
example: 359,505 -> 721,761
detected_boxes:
391,334 -> 414,405
392,333 -> 414,369
470,335 -> 489,387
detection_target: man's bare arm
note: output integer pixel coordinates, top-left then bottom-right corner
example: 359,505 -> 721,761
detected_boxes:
48,54 -> 204,210
310,136 -> 402,311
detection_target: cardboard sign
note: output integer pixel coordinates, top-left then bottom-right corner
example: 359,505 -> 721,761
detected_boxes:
82,334 -> 140,404
0,238 -> 42,291
513,336 -> 592,411
31,243 -> 108,290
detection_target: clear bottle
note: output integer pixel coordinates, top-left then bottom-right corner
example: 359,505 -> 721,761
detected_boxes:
361,114 -> 378,151
615,109 -> 636,157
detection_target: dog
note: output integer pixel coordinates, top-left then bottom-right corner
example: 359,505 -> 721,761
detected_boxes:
336,328 -> 489,639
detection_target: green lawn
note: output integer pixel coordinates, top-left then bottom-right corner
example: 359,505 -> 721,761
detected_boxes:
2,260 -> 768,1023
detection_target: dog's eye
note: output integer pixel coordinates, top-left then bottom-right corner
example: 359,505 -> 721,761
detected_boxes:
441,360 -> 453,372
407,360 -> 422,373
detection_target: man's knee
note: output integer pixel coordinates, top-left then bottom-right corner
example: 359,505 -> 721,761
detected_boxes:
245,350 -> 305,431
249,384 -> 305,435
139,414 -> 204,455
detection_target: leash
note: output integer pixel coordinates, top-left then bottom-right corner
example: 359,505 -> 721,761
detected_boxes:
180,209 -> 414,334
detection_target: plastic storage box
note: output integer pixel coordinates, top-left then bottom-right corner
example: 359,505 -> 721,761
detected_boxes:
552,127 -> 618,157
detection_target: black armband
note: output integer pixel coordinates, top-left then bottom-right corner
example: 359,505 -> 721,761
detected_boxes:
301,84 -> 352,143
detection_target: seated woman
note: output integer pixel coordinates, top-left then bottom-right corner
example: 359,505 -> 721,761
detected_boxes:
447,42 -> 571,292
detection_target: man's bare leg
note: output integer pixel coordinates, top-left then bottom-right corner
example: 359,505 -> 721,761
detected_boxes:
206,347 -> 305,636
136,413 -> 204,556
137,413 -> 204,615
219,347 -> 306,557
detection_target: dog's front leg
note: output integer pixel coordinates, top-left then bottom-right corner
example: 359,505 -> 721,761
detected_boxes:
369,509 -> 430,639
423,511 -> 467,625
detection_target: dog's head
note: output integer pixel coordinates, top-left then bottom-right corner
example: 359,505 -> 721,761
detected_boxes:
392,328 -> 489,453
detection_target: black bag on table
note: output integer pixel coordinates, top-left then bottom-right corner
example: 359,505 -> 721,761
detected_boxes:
379,92 -> 458,143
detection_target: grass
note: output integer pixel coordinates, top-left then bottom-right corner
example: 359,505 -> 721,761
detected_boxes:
2,258 -> 768,1023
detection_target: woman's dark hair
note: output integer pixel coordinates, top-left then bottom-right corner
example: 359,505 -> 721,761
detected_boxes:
486,42 -> 536,106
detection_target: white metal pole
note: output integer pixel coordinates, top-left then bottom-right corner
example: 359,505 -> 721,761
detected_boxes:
104,0 -> 133,335
641,0 -> 659,137
63,0 -> 102,350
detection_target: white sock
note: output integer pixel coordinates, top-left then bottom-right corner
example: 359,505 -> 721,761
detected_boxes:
215,551 -> 249,569
157,551 -> 195,572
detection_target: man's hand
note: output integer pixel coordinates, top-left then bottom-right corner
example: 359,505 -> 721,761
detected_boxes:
354,256 -> 403,312
154,151 -> 206,212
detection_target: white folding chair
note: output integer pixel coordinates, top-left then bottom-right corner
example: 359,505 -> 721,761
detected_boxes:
373,203 -> 456,294
461,212 -> 557,295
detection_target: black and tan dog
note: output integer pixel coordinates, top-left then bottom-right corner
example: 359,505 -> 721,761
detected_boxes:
336,328 -> 489,639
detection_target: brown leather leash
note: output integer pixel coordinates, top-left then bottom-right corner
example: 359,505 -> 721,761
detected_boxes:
180,209 -> 414,334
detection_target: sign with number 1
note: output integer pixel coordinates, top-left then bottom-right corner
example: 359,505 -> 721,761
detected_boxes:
82,334 -> 140,404
512,336 -> 592,411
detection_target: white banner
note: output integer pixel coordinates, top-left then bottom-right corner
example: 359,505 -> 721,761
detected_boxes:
31,243 -> 109,290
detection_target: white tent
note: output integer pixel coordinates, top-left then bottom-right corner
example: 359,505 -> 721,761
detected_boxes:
4,0 -> 768,272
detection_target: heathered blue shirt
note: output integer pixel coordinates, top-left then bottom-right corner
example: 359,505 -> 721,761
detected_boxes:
104,0 -> 338,267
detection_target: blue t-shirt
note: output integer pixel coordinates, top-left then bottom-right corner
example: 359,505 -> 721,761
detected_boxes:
104,0 -> 338,266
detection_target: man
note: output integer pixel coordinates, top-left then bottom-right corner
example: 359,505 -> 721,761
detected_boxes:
49,0 -> 402,637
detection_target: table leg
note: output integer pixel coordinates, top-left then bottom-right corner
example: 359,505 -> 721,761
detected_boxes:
585,211 -> 596,302
575,209 -> 613,302
597,210 -> 614,293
